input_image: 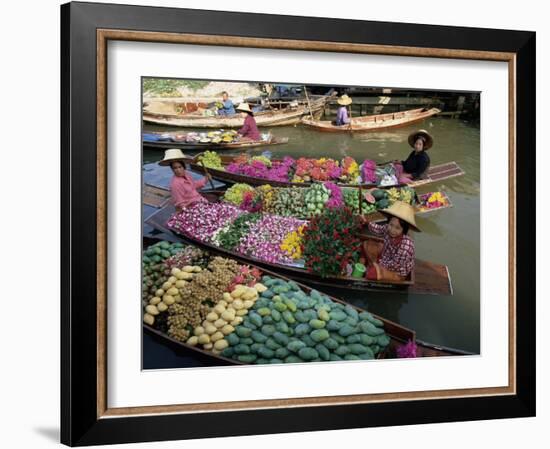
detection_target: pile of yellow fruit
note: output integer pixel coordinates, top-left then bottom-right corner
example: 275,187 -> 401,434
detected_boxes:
142,265 -> 201,326
186,282 -> 267,354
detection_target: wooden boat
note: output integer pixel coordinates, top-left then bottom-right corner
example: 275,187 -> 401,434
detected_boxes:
142,183 -> 453,218
142,237 -> 470,366
144,199 -> 453,296
143,132 -> 289,151
180,153 -> 464,189
301,107 -> 441,132
143,95 -> 329,128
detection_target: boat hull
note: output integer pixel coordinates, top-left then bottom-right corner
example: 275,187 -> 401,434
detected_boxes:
143,136 -> 289,151
143,96 -> 327,128
143,202 -> 453,296
182,154 -> 464,190
142,237 -> 467,366
301,107 -> 441,132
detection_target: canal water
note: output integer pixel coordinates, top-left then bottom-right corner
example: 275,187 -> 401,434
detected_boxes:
143,116 -> 480,354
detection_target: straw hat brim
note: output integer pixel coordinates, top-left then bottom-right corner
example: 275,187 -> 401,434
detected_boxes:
408,129 -> 433,150
236,103 -> 252,114
159,158 -> 188,167
380,201 -> 421,232
158,149 -> 192,166
337,96 -> 353,106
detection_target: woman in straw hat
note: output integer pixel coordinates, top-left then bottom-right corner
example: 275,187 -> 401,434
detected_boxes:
236,102 -> 260,141
159,149 -> 211,213
334,94 -> 352,126
359,201 -> 420,281
392,129 -> 433,184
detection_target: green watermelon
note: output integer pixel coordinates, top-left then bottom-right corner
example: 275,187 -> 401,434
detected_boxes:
371,189 -> 386,201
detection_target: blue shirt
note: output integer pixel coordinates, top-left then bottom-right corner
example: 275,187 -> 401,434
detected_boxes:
219,99 -> 235,115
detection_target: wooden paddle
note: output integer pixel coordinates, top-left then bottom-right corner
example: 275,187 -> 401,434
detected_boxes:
196,157 -> 216,190
303,86 -> 314,120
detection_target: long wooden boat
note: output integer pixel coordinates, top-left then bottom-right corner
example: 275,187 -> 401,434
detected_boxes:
144,200 -> 453,296
301,107 -> 441,132
142,183 -> 453,218
143,133 -> 289,151
180,153 -> 465,189
142,237 -> 470,366
143,95 -> 328,128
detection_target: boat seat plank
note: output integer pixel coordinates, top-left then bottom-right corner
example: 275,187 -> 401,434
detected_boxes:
409,260 -> 452,295
427,162 -> 460,175
143,184 -> 171,208
144,204 -> 176,234
408,162 -> 465,187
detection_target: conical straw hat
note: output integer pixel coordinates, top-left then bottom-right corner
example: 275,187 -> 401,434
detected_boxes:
380,200 -> 421,232
158,148 -> 192,166
408,129 -> 433,150
236,102 -> 252,113
337,94 -> 353,106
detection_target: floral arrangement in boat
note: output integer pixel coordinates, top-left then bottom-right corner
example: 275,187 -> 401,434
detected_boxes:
222,153 -> 366,184
301,207 -> 363,278
226,155 -> 296,182
416,191 -> 449,212
339,156 -> 361,183
167,202 -> 306,265
291,157 -> 342,182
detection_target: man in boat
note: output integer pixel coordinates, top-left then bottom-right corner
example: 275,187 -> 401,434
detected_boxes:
359,201 -> 420,282
159,149 -> 211,213
217,91 -> 236,116
333,94 -> 352,126
236,102 -> 261,141
393,129 -> 432,184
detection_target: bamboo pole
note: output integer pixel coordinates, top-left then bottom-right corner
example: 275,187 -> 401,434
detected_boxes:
303,86 -> 314,120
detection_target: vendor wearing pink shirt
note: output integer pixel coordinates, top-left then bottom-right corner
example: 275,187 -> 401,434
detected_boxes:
236,102 -> 260,141
159,149 -> 211,212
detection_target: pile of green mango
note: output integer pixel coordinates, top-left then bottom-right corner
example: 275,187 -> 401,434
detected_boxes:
143,240 -> 184,264
142,241 -> 185,307
221,276 -> 390,364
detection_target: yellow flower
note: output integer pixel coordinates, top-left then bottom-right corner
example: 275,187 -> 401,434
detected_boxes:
281,227 -> 305,259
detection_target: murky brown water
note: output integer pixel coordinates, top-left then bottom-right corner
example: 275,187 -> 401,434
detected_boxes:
143,115 -> 480,353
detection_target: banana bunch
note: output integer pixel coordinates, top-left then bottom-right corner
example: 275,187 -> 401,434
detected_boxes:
399,186 -> 416,205
387,188 -> 401,205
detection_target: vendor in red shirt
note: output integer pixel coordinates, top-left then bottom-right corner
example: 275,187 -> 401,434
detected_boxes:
236,102 -> 260,141
359,201 -> 420,282
159,149 -> 211,213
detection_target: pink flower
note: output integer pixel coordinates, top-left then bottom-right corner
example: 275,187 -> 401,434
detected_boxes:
396,339 -> 418,358
324,182 -> 344,209
167,202 -> 244,242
